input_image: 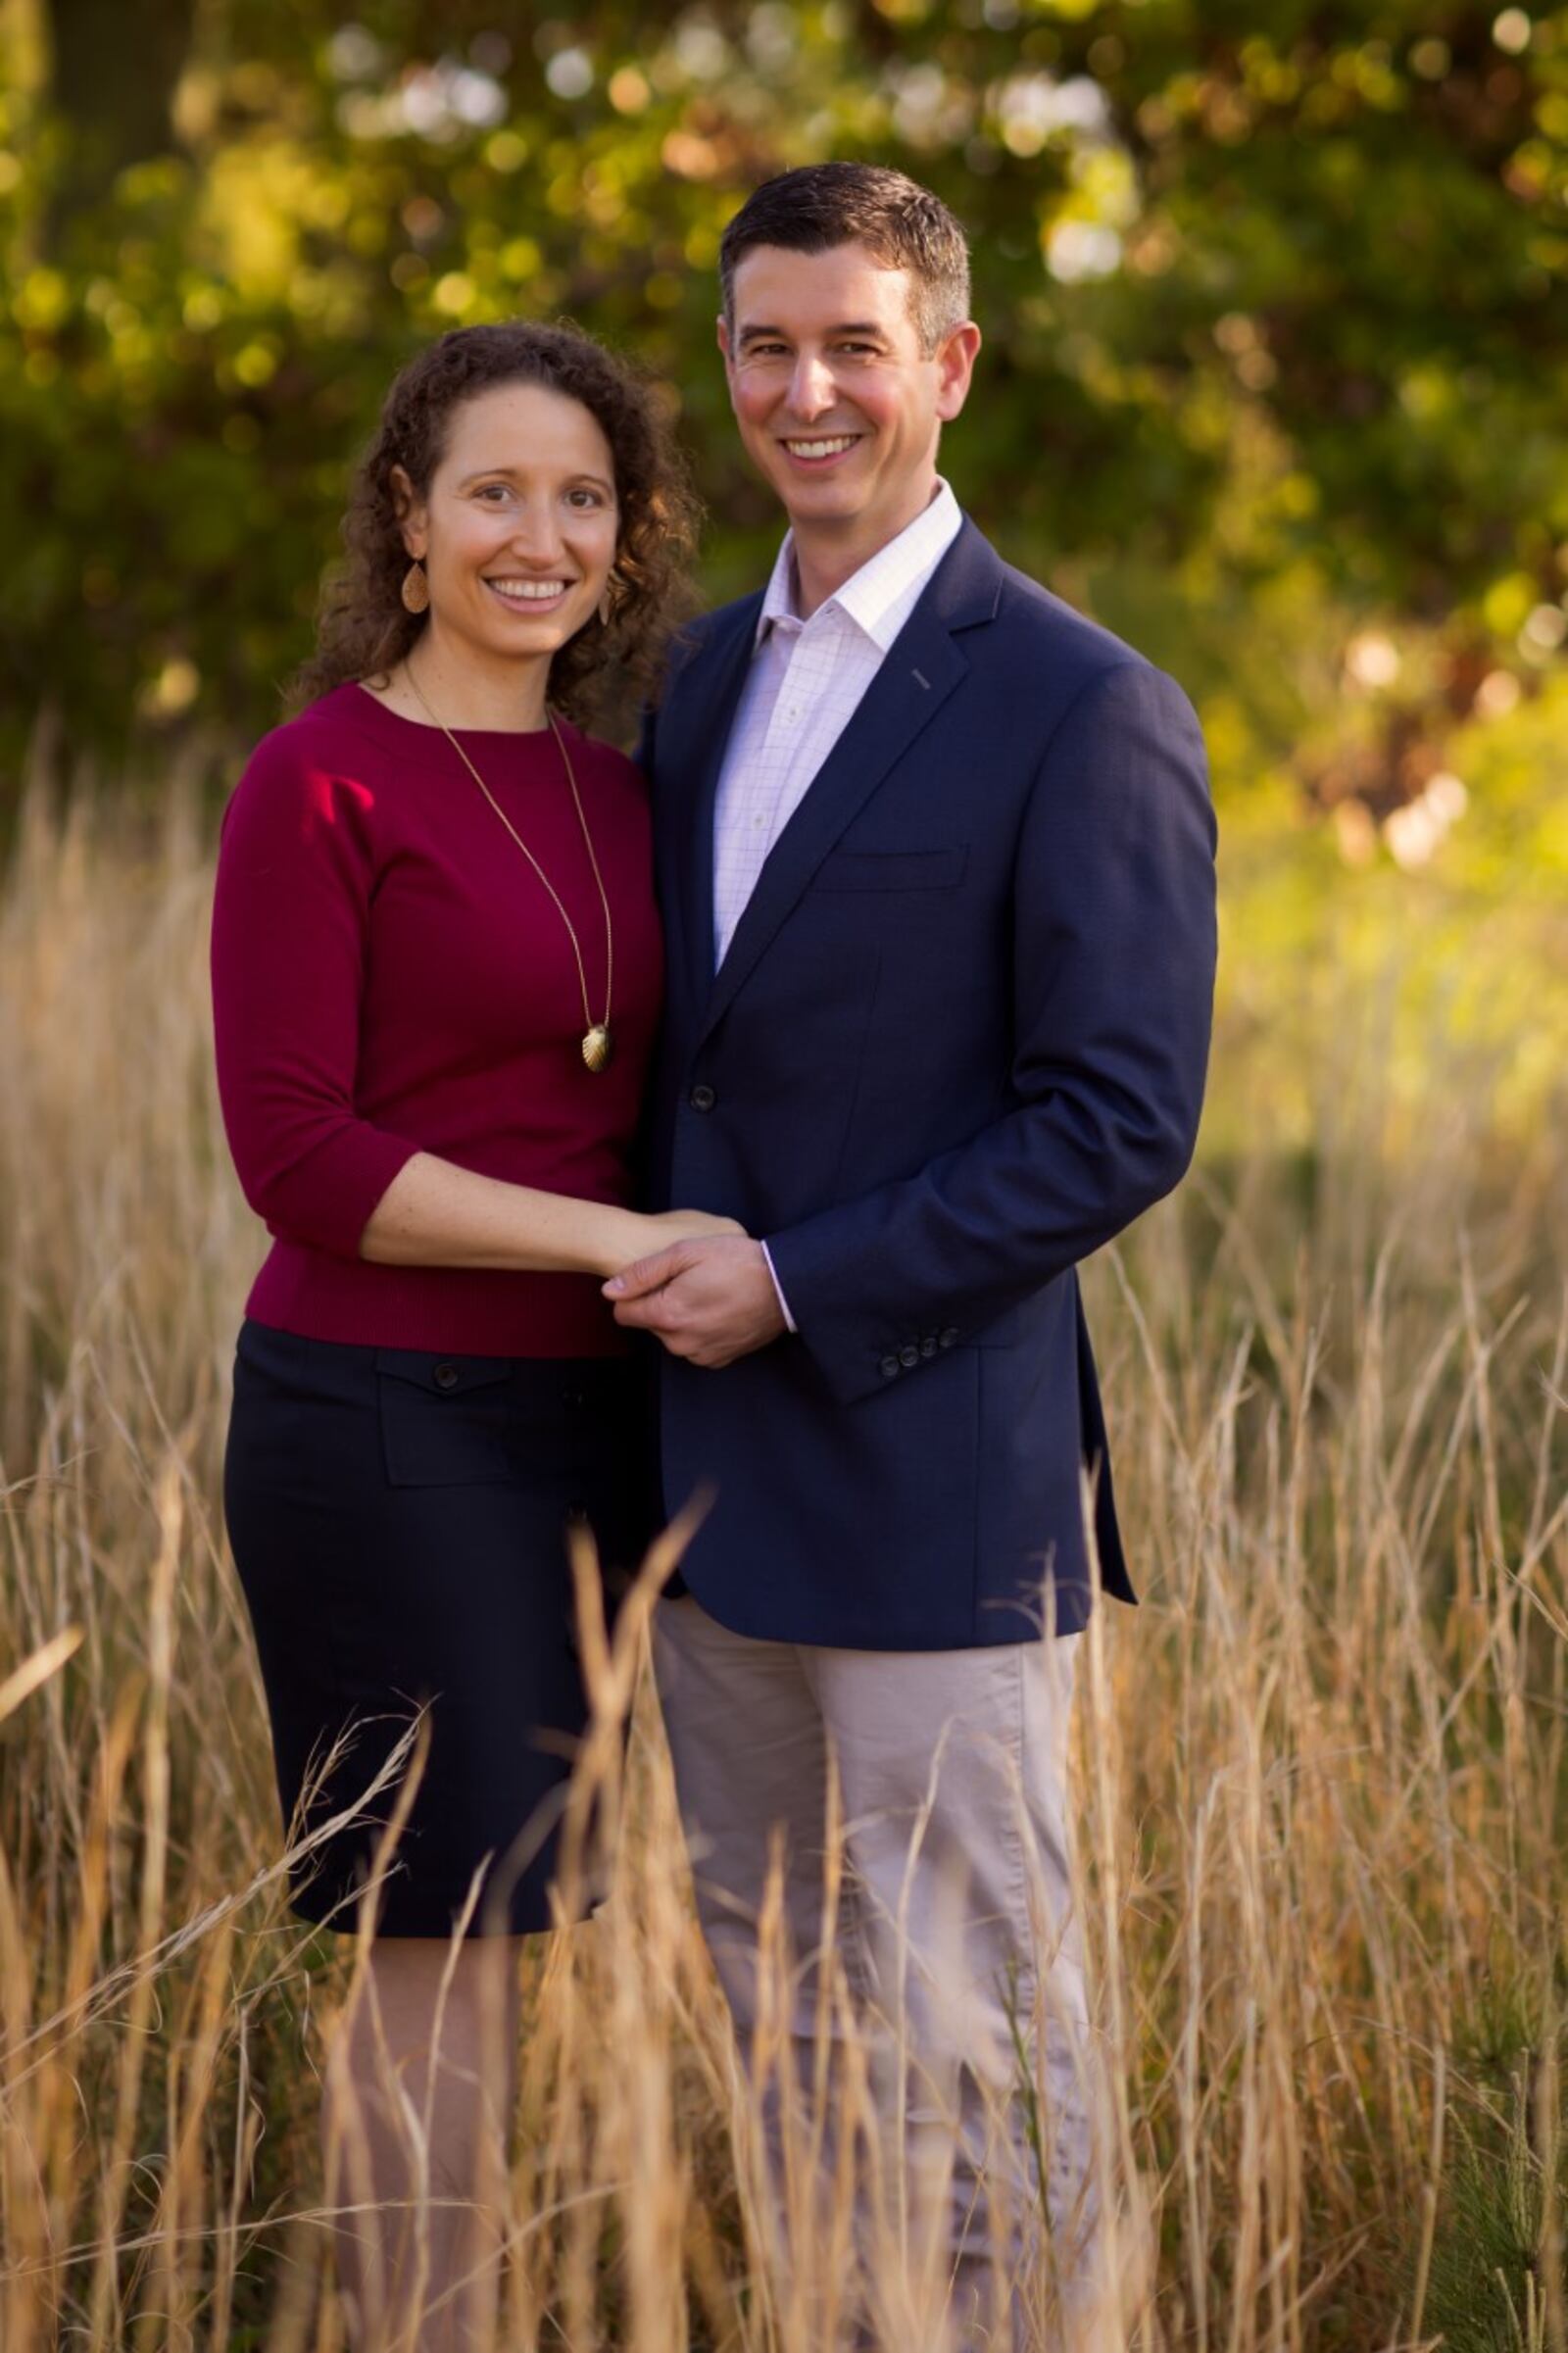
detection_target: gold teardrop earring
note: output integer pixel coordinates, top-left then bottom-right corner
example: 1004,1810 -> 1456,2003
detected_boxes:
401,560 -> 430,614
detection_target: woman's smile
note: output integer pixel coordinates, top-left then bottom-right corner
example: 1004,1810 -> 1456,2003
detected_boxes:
482,573 -> 576,615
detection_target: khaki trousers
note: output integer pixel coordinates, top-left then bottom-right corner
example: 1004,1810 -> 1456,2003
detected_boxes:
653,1594 -> 1100,2349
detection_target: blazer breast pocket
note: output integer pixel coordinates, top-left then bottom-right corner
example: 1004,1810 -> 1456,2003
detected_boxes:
812,846 -> 969,894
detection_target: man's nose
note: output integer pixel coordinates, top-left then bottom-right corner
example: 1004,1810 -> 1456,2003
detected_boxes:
786,352 -> 838,421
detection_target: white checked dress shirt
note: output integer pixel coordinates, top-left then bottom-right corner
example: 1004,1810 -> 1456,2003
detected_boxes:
711,480 -> 965,1327
711,479 -> 964,967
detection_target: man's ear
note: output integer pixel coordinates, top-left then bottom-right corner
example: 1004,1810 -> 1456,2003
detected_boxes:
390,463 -> 427,561
715,315 -> 742,411
933,321 -> 982,424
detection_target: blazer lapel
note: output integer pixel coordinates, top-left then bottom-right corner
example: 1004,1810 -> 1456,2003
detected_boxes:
698,521 -> 1004,1047
670,596 -> 761,1011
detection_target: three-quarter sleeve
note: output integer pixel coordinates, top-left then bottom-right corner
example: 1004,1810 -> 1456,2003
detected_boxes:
211,728 -> 420,1258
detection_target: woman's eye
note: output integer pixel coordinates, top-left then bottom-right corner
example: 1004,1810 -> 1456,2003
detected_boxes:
474,484 -> 511,503
566,488 -> 605,509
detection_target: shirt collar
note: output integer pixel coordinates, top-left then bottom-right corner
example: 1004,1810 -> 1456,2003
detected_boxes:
756,479 -> 964,653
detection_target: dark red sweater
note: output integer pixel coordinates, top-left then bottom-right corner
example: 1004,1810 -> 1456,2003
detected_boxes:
211,683 -> 663,1355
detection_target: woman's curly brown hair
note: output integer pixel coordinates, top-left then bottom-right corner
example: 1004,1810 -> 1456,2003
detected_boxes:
292,321 -> 701,732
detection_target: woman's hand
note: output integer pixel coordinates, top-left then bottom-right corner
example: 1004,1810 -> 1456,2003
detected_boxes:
587,1205 -> 746,1282
632,1207 -> 748,1253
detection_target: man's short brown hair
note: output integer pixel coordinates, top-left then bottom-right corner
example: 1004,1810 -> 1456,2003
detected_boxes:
719,163 -> 972,355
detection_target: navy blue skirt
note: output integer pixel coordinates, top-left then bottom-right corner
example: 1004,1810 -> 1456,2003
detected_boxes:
223,1320 -> 654,1938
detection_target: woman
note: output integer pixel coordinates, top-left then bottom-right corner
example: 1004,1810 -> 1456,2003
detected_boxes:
212,320 -> 727,2350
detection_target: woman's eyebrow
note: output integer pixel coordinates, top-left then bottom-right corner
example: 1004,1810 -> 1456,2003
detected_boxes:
455,466 -> 615,493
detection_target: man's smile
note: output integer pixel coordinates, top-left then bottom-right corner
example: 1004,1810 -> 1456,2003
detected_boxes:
779,433 -> 865,466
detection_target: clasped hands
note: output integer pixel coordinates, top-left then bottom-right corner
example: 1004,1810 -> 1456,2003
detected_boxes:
603,1209 -> 782,1369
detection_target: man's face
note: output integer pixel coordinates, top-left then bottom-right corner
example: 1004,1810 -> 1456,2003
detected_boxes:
718,241 -> 978,542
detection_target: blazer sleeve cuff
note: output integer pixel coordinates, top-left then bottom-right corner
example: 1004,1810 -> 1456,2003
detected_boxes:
762,1218 -> 917,1406
759,1240 -> 798,1334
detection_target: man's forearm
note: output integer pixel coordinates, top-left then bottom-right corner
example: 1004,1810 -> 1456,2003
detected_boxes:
765,1080 -> 1200,1404
766,660 -> 1216,1401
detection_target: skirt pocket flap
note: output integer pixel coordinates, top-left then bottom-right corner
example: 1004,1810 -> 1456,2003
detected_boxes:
374,1351 -> 516,1486
372,1348 -> 514,1397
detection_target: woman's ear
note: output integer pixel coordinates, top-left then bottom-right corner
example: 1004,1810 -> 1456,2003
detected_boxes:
390,464 -> 427,561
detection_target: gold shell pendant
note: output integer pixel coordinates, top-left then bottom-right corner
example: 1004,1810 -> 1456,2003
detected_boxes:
581,1023 -> 613,1073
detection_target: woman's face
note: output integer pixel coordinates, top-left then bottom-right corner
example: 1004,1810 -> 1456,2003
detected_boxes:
396,380 -> 620,669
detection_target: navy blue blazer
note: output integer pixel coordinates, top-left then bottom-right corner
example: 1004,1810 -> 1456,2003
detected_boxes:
640,518 -> 1216,1648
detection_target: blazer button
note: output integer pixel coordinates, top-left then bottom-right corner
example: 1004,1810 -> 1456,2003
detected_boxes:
899,1343 -> 920,1370
689,1083 -> 716,1113
433,1360 -> 460,1391
938,1327 -> 959,1349
879,1353 -> 901,1380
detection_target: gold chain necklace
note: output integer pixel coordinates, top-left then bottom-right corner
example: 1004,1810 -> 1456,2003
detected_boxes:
406,663 -> 614,1073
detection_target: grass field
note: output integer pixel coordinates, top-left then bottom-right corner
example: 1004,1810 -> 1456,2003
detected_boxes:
1,781 -> 1564,2350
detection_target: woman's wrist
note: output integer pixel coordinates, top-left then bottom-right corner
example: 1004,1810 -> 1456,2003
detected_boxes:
580,1203 -> 648,1281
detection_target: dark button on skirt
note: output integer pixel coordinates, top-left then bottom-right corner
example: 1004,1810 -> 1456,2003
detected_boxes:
222,1320 -> 655,1939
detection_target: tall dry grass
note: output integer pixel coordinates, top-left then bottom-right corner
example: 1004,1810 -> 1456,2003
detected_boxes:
0,781 -> 1564,2350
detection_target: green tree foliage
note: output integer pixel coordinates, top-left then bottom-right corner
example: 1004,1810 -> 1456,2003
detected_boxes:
3,0 -> 1566,800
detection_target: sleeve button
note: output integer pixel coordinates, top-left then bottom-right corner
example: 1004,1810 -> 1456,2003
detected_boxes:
920,1336 -> 938,1358
899,1343 -> 920,1369
938,1327 -> 959,1349
879,1353 -> 901,1380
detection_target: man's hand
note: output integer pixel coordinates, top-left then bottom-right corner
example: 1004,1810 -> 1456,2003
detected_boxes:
603,1236 -> 785,1368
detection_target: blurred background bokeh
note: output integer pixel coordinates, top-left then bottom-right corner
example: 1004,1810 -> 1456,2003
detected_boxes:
4,18 -> 1567,2346
5,0 -> 1567,1154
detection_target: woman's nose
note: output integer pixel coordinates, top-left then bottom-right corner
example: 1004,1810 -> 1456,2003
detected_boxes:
504,503 -> 567,564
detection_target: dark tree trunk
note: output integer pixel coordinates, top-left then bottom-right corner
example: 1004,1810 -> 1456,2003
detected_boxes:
47,0 -> 199,219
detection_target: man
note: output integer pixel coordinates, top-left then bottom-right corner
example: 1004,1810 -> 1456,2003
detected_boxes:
608,163 -> 1216,2344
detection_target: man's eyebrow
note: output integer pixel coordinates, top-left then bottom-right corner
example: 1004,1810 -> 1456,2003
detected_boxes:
736,320 -> 886,345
